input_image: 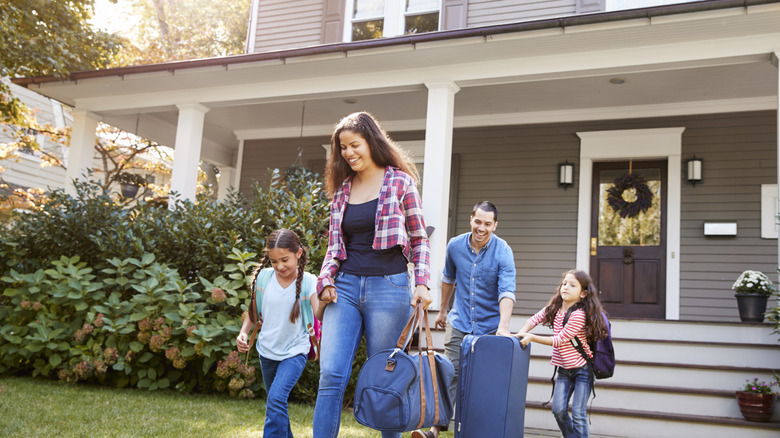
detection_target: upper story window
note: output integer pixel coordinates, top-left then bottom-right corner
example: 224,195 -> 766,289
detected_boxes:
348,0 -> 440,42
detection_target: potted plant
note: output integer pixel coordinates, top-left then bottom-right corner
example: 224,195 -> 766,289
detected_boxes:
112,172 -> 147,198
735,377 -> 777,422
732,270 -> 775,322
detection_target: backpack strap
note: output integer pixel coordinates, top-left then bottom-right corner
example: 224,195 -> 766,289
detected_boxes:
542,366 -> 558,407
300,273 -> 320,360
562,306 -> 593,368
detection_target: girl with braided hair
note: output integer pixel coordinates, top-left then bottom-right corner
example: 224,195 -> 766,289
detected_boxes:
236,228 -> 321,438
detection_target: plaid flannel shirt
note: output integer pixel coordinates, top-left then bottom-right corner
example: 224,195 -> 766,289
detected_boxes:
317,166 -> 431,293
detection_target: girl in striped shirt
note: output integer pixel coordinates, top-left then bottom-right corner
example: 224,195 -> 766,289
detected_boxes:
515,270 -> 609,438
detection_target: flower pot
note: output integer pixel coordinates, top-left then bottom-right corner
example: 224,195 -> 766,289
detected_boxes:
121,183 -> 140,198
734,293 -> 769,322
736,391 -> 776,422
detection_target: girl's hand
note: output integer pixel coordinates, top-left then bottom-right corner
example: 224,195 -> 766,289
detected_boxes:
515,332 -> 532,346
320,286 -> 337,304
236,332 -> 249,353
411,285 -> 432,309
311,293 -> 325,321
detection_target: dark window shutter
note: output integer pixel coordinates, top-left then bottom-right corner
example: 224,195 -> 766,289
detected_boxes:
576,0 -> 605,14
441,0 -> 467,31
322,0 -> 346,43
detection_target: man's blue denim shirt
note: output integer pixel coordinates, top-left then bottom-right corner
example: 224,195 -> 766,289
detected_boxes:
442,232 -> 516,335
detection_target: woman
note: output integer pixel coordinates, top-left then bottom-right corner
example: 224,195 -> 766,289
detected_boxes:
313,112 -> 432,438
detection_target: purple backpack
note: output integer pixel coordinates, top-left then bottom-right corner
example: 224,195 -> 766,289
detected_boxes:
563,309 -> 615,379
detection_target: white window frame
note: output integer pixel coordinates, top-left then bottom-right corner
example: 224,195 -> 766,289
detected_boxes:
761,184 -> 778,239
343,0 -> 441,42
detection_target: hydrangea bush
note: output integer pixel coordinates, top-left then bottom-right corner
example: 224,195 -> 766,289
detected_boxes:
732,270 -> 775,296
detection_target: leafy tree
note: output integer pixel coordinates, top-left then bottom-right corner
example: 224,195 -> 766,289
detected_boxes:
0,0 -> 123,122
0,0 -> 125,200
1,0 -> 250,213
124,0 -> 251,65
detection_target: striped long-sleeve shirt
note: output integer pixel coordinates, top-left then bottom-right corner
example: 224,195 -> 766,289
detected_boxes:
527,307 -> 592,369
317,166 -> 431,293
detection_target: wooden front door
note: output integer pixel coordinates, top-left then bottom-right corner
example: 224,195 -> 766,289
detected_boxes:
590,161 -> 667,319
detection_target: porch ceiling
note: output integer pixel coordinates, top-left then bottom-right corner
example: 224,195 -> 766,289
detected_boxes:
16,3 -> 780,167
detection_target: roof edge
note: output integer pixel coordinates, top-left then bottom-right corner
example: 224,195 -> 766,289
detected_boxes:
11,0 -> 779,87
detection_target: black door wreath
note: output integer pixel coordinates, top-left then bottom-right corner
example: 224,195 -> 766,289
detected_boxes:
606,173 -> 654,219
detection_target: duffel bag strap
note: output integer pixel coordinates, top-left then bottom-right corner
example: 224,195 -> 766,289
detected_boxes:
414,302 -> 427,429
396,303 -> 420,351
422,305 -> 440,425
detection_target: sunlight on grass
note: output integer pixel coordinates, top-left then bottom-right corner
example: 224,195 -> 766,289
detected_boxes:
0,377 -> 453,437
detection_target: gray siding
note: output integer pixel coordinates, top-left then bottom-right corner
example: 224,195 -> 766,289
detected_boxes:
678,111 -> 778,321
467,0 -> 576,27
253,0 -> 325,53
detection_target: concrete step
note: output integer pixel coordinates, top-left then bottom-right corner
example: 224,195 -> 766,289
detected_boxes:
608,338 -> 779,368
526,378 -> 762,419
526,347 -> 778,386
525,403 -> 780,438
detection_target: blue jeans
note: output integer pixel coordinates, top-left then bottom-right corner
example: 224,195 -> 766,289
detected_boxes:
552,365 -> 591,438
312,271 -> 413,438
259,353 -> 307,438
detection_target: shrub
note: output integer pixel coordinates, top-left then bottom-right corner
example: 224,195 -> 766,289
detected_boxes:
1,251 -> 259,395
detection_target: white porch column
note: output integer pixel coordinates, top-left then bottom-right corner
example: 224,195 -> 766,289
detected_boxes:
773,52 -> 780,272
66,110 -> 99,195
422,81 -> 460,310
233,138 -> 245,192
169,103 -> 209,208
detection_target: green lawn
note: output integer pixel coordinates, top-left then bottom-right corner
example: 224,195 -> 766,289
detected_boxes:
0,377 -> 455,437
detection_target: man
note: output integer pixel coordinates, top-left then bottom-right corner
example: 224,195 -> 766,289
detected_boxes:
412,201 -> 517,438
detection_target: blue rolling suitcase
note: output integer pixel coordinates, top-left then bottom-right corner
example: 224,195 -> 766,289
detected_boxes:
454,335 -> 531,438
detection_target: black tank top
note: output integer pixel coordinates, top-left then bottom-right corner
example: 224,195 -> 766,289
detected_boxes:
339,198 -> 407,276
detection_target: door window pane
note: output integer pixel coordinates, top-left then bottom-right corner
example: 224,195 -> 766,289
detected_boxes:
598,168 -> 661,246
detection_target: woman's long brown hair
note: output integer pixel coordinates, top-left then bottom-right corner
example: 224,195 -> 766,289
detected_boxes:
324,111 -> 419,197
251,228 -> 308,323
541,270 -> 609,342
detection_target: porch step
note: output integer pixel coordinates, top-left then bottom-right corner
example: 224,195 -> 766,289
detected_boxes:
528,377 -> 755,418
424,315 -> 780,436
525,401 -> 780,438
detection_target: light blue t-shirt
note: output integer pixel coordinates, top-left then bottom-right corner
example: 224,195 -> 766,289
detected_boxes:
256,272 -> 316,361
